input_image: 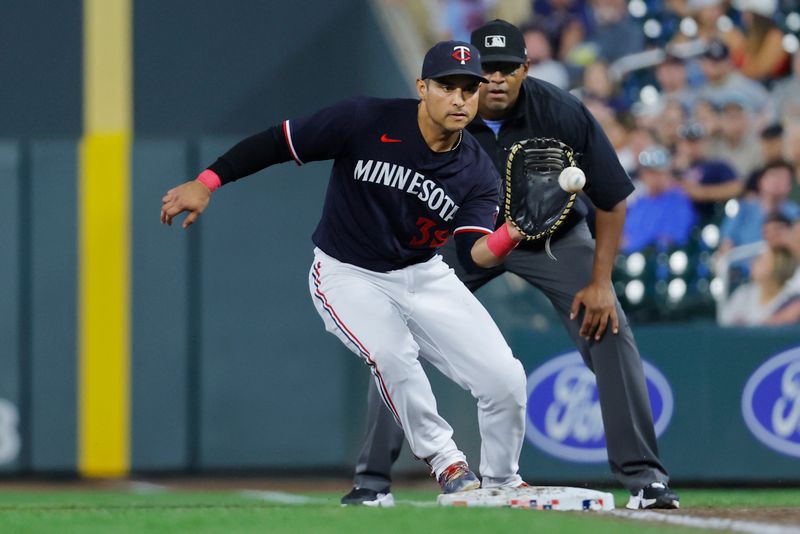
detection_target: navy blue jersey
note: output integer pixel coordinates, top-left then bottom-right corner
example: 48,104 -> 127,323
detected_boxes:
682,158 -> 737,220
683,159 -> 737,186
284,97 -> 500,272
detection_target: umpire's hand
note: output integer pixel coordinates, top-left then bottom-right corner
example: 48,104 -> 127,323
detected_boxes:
161,181 -> 211,229
570,281 -> 619,342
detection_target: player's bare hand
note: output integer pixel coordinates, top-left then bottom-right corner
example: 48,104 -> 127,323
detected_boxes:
570,281 -> 619,341
160,181 -> 211,229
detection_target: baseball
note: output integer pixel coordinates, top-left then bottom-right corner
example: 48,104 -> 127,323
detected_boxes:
558,166 -> 586,193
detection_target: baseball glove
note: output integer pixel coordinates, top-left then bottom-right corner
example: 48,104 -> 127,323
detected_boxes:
504,138 -> 579,258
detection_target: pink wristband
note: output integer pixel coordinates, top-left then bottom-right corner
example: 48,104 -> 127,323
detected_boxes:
486,222 -> 519,258
196,169 -> 221,193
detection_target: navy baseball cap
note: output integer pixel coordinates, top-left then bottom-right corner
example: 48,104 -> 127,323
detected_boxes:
678,121 -> 706,140
703,39 -> 729,61
421,40 -> 488,83
761,123 -> 784,139
471,19 -> 527,64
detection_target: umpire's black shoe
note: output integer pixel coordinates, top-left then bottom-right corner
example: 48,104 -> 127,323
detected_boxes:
340,486 -> 395,507
626,482 -> 680,510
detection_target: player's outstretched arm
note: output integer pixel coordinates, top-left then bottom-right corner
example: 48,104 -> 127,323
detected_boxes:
470,221 -> 524,268
160,180 -> 212,229
159,121 -> 297,230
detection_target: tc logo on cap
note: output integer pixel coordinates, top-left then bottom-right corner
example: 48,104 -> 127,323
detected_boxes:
485,35 -> 506,47
452,45 -> 471,64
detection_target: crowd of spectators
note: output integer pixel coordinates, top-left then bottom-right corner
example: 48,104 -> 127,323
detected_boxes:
433,0 -> 800,326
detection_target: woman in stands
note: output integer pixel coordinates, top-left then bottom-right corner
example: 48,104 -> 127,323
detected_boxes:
718,245 -> 800,326
722,0 -> 789,82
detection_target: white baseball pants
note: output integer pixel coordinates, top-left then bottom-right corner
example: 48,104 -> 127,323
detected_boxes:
309,248 -> 526,486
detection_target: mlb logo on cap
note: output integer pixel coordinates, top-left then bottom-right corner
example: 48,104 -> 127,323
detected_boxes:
485,35 -> 506,47
471,19 -> 527,64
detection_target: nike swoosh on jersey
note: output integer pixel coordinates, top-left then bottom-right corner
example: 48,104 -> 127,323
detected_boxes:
380,134 -> 402,143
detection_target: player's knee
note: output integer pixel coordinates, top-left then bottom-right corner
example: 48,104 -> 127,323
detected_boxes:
506,358 -> 528,406
496,358 -> 527,408
477,357 -> 527,407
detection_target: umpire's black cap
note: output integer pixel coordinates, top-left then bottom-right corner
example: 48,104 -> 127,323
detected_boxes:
471,19 -> 527,64
678,121 -> 706,141
422,41 -> 488,83
761,123 -> 784,140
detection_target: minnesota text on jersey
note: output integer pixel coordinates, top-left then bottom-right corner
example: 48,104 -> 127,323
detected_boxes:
354,159 -> 460,222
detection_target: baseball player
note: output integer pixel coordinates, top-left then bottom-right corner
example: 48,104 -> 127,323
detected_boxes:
161,41 -> 532,494
341,20 -> 680,510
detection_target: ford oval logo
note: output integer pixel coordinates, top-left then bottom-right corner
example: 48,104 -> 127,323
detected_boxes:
742,346 -> 800,458
525,351 -> 674,462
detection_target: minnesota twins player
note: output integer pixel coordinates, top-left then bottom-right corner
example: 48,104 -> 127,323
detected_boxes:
341,20 -> 680,510
161,41 -> 532,494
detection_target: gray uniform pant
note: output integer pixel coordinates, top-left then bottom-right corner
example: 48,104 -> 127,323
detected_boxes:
352,221 -> 669,493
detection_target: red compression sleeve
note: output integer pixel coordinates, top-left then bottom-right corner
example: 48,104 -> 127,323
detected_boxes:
486,222 -> 519,258
196,169 -> 222,192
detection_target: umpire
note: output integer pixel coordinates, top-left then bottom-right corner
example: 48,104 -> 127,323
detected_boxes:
342,19 -> 679,510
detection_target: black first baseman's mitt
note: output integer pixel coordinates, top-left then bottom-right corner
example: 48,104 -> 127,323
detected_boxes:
504,137 -> 579,258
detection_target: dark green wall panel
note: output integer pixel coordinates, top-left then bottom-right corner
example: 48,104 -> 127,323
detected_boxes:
196,140 -> 354,468
131,141 -> 191,471
636,325 -> 800,482
0,143 -> 22,472
0,2 -> 82,137
133,0 -> 407,136
29,141 -> 77,472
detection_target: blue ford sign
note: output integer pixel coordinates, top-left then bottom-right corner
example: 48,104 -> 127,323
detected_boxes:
525,352 -> 674,462
742,347 -> 800,458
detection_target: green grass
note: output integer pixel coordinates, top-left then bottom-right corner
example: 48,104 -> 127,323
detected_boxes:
0,487 -> 796,533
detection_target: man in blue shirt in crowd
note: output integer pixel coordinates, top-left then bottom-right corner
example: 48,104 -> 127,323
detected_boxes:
623,146 -> 696,253
676,121 -> 740,223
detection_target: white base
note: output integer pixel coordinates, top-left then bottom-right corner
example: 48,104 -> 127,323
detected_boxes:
437,486 -> 615,511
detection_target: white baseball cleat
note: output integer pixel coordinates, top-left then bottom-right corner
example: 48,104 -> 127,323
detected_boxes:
340,486 -> 395,507
626,482 -> 680,510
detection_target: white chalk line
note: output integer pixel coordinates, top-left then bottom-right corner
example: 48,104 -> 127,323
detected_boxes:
127,481 -> 170,494
240,490 -> 436,507
395,499 -> 438,507
609,509 -> 800,534
239,490 -> 329,505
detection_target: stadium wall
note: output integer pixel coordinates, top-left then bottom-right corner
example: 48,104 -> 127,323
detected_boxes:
1,0 -> 799,484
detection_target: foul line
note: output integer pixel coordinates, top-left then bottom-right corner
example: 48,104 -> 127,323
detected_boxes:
395,500 -> 438,507
240,490 -> 436,507
127,481 -> 169,494
240,490 -> 329,505
609,510 -> 800,534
